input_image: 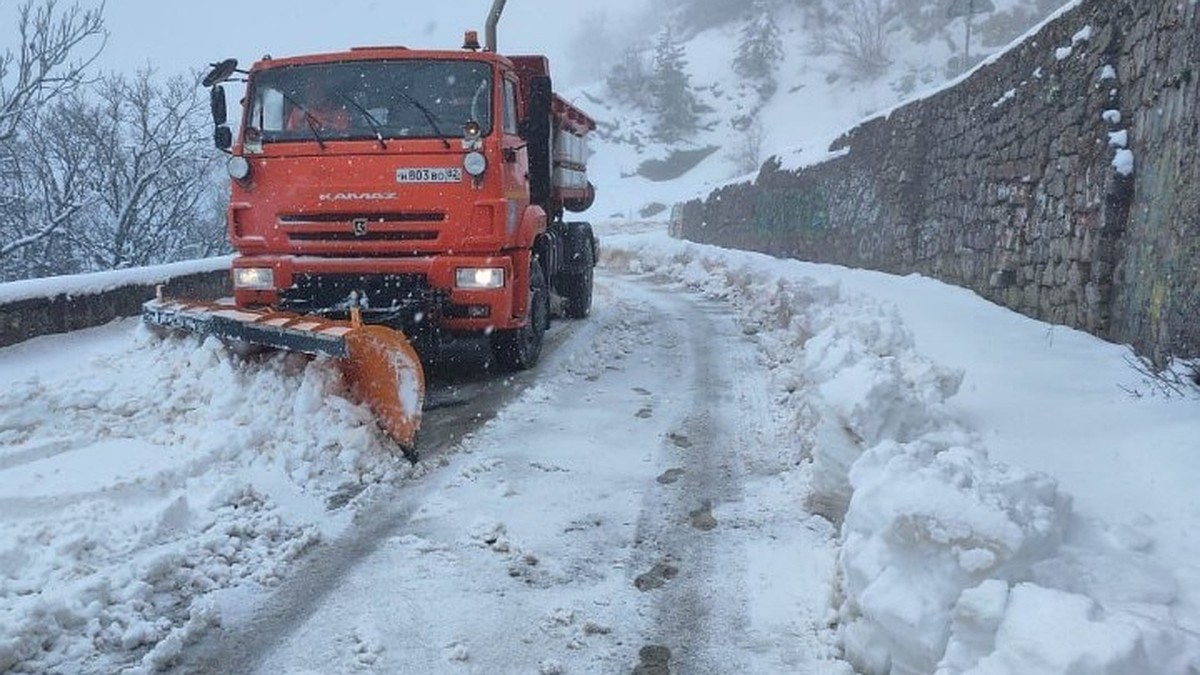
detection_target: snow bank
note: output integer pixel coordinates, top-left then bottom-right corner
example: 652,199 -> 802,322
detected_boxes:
0,326 -> 413,673
4,223 -> 1196,673
600,226 -> 1200,675
839,437 -> 1070,674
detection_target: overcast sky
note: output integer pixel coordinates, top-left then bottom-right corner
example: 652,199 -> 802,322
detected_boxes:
39,0 -> 651,86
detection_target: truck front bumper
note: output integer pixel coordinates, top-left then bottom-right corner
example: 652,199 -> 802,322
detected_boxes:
232,255 -> 518,332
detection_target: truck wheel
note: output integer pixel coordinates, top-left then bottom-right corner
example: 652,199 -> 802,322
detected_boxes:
492,261 -> 548,370
561,240 -> 594,319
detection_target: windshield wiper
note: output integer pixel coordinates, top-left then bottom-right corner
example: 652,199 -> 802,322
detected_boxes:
396,89 -> 450,149
278,90 -> 327,150
337,93 -> 387,149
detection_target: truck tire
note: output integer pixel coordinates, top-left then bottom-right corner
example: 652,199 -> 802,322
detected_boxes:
492,261 -> 548,370
561,239 -> 594,319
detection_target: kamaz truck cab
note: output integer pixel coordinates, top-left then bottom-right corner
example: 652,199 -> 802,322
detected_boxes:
203,14 -> 596,370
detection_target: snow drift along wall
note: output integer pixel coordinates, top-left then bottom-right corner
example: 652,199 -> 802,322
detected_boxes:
676,0 -> 1199,365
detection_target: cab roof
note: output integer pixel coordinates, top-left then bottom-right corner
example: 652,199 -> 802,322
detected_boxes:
249,46 -> 519,72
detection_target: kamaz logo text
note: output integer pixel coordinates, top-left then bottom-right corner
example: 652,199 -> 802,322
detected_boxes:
318,192 -> 398,201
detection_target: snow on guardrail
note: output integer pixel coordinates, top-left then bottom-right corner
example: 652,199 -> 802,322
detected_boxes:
0,257 -> 231,348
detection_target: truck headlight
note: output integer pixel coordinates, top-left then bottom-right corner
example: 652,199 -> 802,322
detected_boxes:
227,155 -> 251,181
456,267 -> 504,289
233,267 -> 274,290
463,151 -> 487,177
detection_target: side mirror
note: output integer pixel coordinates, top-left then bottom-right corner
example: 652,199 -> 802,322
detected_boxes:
210,85 -> 228,126
202,58 -> 239,87
214,126 -> 232,151
527,75 -> 552,123
524,75 -> 553,206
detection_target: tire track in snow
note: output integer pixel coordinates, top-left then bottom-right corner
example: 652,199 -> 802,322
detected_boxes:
189,274 -> 700,674
169,268 -> 843,674
621,282 -> 760,674
170,318 -> 597,674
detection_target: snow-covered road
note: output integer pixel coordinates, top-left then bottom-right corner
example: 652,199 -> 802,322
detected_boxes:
3,222 -> 1199,675
176,275 -> 845,675
0,228 -> 849,674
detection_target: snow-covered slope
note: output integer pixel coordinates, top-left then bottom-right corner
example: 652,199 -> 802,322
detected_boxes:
575,0 -> 1073,219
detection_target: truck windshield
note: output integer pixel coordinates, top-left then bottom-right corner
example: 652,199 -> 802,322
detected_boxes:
247,60 -> 492,143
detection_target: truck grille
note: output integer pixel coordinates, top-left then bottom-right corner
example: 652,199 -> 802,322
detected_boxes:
288,231 -> 437,242
279,213 -> 444,245
279,212 -> 445,224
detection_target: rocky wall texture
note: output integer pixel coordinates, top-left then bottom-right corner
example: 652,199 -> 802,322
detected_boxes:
676,0 -> 1198,364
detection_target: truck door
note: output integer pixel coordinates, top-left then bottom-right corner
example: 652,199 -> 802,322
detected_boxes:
500,76 -> 530,223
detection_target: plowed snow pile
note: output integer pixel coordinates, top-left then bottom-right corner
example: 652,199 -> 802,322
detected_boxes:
602,225 -> 1200,675
0,327 -> 413,673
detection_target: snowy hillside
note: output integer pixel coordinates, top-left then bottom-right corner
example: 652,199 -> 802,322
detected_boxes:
574,0 -> 1073,219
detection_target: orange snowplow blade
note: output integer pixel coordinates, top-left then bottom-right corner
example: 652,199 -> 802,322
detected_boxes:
341,324 -> 424,451
142,295 -> 425,453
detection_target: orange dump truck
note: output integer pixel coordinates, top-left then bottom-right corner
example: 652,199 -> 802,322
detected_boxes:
143,0 -> 597,455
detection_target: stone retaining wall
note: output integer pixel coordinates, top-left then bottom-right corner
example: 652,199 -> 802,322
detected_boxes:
677,0 -> 1198,364
0,270 -> 229,348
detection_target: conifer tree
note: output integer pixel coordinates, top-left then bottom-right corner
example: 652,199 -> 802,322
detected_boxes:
649,27 -> 698,142
733,0 -> 784,95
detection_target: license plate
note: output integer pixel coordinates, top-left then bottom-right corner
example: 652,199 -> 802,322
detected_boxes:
395,167 -> 462,183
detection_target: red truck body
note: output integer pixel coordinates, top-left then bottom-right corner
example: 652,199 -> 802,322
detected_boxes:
217,40 -> 597,364
142,6 -> 598,453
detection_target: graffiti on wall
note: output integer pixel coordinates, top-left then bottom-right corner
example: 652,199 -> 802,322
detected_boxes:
753,187 -> 830,233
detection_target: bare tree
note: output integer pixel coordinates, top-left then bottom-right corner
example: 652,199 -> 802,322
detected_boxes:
63,70 -> 225,271
0,0 -> 105,142
727,117 -> 766,175
825,0 -> 896,79
606,43 -> 653,108
0,0 -> 105,276
0,98 -> 90,277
